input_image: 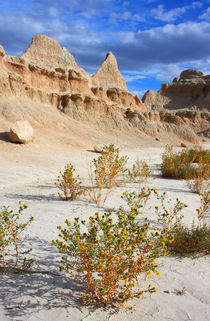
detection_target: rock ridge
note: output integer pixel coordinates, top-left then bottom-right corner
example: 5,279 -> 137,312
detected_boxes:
142,69 -> 210,111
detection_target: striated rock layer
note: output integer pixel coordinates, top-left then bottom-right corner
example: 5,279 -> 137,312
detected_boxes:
0,34 -> 146,116
0,35 -> 206,144
142,69 -> 210,111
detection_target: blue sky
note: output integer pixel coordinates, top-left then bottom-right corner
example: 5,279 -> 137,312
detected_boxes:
0,0 -> 210,97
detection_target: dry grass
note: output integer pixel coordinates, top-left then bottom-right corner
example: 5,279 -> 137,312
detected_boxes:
161,146 -> 210,192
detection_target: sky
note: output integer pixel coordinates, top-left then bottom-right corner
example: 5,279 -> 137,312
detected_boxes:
0,0 -> 210,97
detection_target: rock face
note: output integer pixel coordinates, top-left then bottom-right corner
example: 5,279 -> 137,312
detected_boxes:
142,69 -> 210,111
9,120 -> 34,143
0,36 -> 208,143
92,52 -> 127,91
0,35 -> 146,122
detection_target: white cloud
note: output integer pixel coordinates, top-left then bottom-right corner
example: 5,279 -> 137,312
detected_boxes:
151,2 -> 203,22
199,7 -> 210,20
131,90 -> 147,98
123,73 -> 147,82
151,5 -> 187,22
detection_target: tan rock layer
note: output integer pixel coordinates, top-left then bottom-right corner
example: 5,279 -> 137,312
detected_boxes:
142,69 -> 210,111
0,35 -> 146,114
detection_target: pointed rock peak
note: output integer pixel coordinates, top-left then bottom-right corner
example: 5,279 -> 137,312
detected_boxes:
105,51 -> 117,60
92,51 -> 128,91
20,34 -> 89,79
0,45 -> 5,57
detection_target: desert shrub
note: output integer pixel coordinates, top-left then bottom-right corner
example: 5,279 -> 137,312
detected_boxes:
93,144 -> 128,189
168,224 -> 210,255
87,145 -> 128,207
196,189 -> 210,223
127,159 -> 151,184
0,202 -> 34,269
87,164 -> 111,208
161,145 -> 210,181
56,163 -> 86,201
168,190 -> 210,255
52,189 -> 186,306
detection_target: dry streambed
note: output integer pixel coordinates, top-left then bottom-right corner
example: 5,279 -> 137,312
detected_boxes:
0,148 -> 209,321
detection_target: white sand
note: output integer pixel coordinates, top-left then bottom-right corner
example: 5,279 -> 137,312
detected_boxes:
0,140 -> 210,321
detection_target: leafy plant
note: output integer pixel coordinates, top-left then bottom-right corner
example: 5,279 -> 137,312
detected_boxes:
93,144 -> 128,189
168,223 -> 210,255
87,164 -> 111,208
196,189 -> 210,223
56,163 -> 86,201
127,159 -> 151,184
52,189 -> 185,306
0,202 -> 34,269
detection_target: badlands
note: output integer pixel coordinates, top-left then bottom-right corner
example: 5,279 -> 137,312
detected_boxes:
0,35 -> 209,321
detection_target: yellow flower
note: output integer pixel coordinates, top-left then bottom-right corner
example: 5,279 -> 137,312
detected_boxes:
147,270 -> 152,276
81,246 -> 86,251
125,278 -> 128,283
115,256 -> 119,260
164,252 -> 167,257
123,229 -> 127,234
153,189 -> 158,194
151,231 -> 155,236
121,303 -> 125,307
109,233 -> 113,237
156,271 -> 161,276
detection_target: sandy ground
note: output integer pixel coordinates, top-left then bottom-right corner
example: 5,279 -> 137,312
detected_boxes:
0,132 -> 210,321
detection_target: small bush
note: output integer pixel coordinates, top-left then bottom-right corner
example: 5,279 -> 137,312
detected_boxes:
127,159 -> 151,184
168,224 -> 210,255
0,202 -> 34,269
93,145 -> 128,189
87,163 -> 111,208
196,189 -> 210,223
161,145 -> 210,181
56,163 -> 86,201
53,189 -> 185,306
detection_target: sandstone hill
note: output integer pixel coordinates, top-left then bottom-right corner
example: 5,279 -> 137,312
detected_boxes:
142,69 -> 210,111
0,35 -> 208,146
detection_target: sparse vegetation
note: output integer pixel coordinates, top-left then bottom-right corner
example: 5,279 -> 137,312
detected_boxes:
52,189 -> 186,306
88,145 -> 128,207
161,146 -> 210,191
56,163 -> 86,201
168,223 -> 210,255
0,202 -> 34,269
127,159 -> 151,184
93,144 -> 128,189
168,191 -> 210,256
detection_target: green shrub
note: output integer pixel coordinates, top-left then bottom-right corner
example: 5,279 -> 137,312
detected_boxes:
52,189 -> 186,306
0,202 -> 34,269
168,224 -> 210,255
93,144 -> 128,189
127,159 -> 151,184
88,145 -> 128,207
56,163 -> 86,201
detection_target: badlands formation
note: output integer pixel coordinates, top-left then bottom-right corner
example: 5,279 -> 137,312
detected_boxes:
0,34 -> 209,144
0,35 -> 210,321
